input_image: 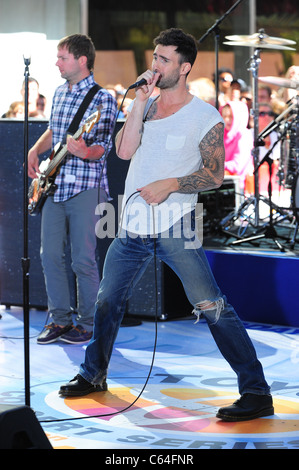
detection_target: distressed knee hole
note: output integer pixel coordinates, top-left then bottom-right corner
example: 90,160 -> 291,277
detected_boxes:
192,297 -> 224,324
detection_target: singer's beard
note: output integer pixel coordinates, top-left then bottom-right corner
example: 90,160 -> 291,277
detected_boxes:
156,69 -> 180,90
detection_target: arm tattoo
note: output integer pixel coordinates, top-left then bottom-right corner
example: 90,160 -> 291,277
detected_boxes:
177,122 -> 224,193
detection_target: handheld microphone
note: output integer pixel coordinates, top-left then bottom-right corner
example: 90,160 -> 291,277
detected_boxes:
128,78 -> 147,90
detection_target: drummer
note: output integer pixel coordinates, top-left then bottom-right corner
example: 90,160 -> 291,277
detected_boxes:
279,65 -> 299,102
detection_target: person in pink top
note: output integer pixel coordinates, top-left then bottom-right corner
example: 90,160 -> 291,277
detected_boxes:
221,100 -> 254,191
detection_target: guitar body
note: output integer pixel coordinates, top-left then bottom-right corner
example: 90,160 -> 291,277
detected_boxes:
27,109 -> 101,216
28,171 -> 57,216
28,146 -> 60,215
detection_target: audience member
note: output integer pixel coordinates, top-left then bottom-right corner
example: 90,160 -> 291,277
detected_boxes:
230,79 -> 242,101
21,77 -> 46,118
240,86 -> 253,128
37,94 -> 47,116
221,100 -> 253,191
105,83 -> 134,117
258,84 -> 272,103
188,77 -> 216,106
230,78 -> 247,100
105,83 -> 118,99
256,102 -> 280,162
2,100 -> 24,118
271,94 -> 287,116
216,67 -> 234,107
120,97 -> 133,118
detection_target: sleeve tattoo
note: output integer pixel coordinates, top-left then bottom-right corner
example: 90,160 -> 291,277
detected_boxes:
177,122 -> 225,193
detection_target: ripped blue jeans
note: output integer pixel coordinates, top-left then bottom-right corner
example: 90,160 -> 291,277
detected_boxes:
80,213 -> 270,396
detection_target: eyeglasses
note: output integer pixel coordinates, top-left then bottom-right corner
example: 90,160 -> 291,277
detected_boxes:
259,111 -> 275,117
220,77 -> 232,82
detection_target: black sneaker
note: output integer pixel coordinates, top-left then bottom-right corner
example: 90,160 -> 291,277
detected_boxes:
37,323 -> 73,344
216,393 -> 274,422
59,374 -> 108,397
60,325 -> 93,344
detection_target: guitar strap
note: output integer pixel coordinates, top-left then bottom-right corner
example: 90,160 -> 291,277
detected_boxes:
62,84 -> 101,143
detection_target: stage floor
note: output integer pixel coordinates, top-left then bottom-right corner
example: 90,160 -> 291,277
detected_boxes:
1,305 -> 299,452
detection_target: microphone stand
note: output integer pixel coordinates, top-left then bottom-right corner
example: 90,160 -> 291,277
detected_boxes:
198,0 -> 246,110
22,55 -> 31,407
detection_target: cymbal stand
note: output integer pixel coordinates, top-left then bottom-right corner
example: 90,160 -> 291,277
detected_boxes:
232,144 -> 285,251
219,49 -> 262,239
249,48 -> 262,226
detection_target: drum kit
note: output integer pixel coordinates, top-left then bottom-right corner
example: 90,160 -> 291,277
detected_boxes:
221,29 -> 299,250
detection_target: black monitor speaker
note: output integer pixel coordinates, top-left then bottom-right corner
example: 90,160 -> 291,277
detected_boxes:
0,405 -> 52,449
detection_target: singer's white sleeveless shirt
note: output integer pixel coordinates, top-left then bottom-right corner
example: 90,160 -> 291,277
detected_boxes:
120,95 -> 222,235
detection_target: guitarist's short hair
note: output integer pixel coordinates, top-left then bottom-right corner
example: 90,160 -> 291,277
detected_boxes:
58,34 -> 96,72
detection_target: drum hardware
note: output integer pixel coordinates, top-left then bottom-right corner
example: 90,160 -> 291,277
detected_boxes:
257,101 -> 296,142
224,29 -> 296,50
231,135 -> 290,251
219,30 -> 298,250
258,76 -> 299,90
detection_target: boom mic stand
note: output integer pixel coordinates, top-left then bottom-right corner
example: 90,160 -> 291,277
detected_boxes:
198,0 -> 246,110
22,55 -> 31,407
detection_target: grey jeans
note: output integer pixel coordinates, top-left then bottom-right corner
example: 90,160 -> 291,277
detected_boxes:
40,188 -> 107,331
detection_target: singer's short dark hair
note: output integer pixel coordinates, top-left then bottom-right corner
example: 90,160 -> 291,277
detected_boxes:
153,28 -> 198,69
58,34 -> 96,71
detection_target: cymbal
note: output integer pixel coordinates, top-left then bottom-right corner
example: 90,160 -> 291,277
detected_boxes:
223,41 -> 295,51
259,76 -> 299,90
225,32 -> 296,46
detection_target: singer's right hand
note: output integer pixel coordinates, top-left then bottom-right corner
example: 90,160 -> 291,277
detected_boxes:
135,70 -> 160,100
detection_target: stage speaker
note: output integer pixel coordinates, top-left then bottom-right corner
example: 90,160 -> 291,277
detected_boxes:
0,405 -> 52,449
127,259 -> 192,320
0,119 -> 50,308
198,176 -> 240,232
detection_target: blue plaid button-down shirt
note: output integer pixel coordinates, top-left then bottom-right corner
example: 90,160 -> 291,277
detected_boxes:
48,74 -> 117,202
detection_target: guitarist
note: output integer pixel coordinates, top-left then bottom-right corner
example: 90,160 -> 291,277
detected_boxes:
27,34 -> 117,345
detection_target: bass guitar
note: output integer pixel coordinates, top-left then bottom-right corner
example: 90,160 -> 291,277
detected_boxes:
28,109 -> 101,215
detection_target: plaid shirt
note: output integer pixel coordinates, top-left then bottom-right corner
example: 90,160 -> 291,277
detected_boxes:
49,74 -> 117,202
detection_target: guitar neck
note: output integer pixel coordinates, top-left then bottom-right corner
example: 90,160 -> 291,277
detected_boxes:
44,126 -> 84,177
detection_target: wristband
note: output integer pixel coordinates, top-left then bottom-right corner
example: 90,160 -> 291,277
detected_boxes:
83,147 -> 91,160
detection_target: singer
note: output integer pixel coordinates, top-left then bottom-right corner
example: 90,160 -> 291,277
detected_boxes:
60,28 -> 273,422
